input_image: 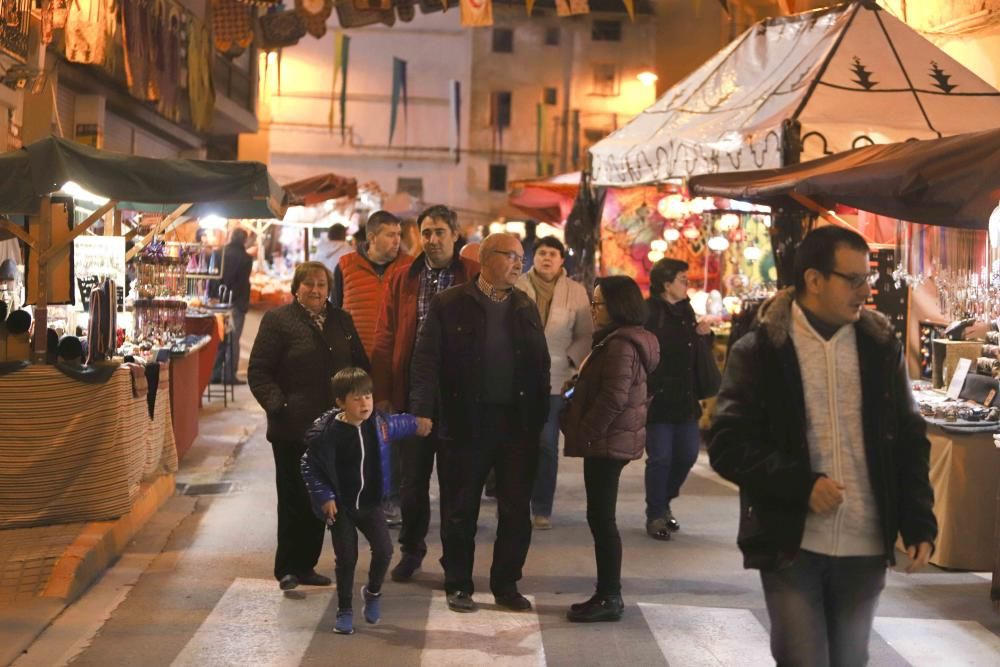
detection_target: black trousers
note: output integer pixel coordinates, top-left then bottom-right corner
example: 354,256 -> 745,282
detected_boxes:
397,434 -> 442,557
584,457 -> 629,597
438,406 -> 538,596
271,440 -> 326,580
330,505 -> 394,610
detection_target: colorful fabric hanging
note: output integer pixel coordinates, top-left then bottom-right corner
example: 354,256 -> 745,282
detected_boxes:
389,57 -> 408,145
295,0 -> 334,38
525,0 -> 535,15
188,17 -> 216,132
328,32 -> 350,138
556,0 -> 589,17
156,5 -> 184,122
65,0 -> 114,65
460,0 -> 492,27
212,0 -> 254,55
121,0 -> 154,100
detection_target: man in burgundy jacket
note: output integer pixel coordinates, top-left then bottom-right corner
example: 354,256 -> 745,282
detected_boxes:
371,205 -> 479,582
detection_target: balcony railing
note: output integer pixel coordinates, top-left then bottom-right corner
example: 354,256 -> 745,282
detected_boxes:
0,0 -> 31,64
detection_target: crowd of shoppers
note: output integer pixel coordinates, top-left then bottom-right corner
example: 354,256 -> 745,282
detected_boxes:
248,215 -> 936,663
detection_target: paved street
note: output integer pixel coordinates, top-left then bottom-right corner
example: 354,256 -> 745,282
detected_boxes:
12,394 -> 1000,667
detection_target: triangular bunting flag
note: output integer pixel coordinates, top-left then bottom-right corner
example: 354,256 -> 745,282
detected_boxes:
526,0 -> 535,16
621,0 -> 634,21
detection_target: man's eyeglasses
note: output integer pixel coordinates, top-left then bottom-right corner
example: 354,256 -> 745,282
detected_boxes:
491,250 -> 524,263
828,270 -> 878,289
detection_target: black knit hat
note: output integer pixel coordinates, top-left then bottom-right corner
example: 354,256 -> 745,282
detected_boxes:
6,309 -> 30,334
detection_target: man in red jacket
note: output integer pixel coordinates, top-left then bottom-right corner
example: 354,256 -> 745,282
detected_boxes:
332,211 -> 404,357
371,205 -> 479,582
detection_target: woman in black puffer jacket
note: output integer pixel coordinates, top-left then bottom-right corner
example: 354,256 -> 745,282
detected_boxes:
561,275 -> 659,623
643,258 -> 713,541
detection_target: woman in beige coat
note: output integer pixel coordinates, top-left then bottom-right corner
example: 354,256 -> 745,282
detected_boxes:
514,236 -> 593,529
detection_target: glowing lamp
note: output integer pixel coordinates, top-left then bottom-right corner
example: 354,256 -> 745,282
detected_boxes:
199,215 -> 228,230
682,224 -> 701,240
650,239 -> 668,252
647,249 -> 665,262
663,227 -> 681,242
718,213 -> 740,231
657,194 -> 687,219
637,71 -> 658,87
707,236 -> 730,252
743,246 -> 763,262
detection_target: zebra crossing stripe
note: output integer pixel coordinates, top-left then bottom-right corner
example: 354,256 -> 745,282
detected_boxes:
638,602 -> 773,667
421,592 -> 545,666
169,578 -> 333,667
873,617 -> 1000,667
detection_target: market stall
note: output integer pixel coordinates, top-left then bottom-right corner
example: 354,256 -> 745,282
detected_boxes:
0,137 -> 287,501
245,171 -> 359,309
587,0 -> 1000,289
689,127 -> 1000,599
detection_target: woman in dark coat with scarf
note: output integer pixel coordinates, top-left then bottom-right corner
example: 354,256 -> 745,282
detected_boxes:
561,275 -> 659,622
643,258 -> 713,541
249,261 -> 370,591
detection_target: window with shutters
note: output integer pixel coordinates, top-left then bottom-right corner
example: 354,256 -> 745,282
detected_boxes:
592,20 -> 621,42
492,28 -> 514,53
592,64 -> 619,97
488,164 -> 508,192
491,91 -> 512,129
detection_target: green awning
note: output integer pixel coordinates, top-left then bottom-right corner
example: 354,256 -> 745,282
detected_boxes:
0,136 -> 288,219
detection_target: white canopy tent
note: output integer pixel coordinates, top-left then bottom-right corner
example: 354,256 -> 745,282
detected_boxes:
590,1 -> 1000,187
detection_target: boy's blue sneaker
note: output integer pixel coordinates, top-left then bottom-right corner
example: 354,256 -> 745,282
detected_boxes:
333,609 -> 354,635
362,586 -> 382,624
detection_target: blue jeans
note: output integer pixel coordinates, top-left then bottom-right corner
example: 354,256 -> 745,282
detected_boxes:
644,420 -> 700,521
760,550 -> 886,667
531,395 -> 564,518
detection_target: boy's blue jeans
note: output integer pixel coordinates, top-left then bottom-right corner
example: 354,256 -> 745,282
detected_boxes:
531,395 -> 564,518
760,550 -> 886,667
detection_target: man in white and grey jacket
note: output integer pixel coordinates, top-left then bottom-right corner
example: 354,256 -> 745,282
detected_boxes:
515,236 -> 593,529
710,226 -> 936,667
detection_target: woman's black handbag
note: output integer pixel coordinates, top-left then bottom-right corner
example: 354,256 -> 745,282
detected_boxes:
694,335 -> 722,399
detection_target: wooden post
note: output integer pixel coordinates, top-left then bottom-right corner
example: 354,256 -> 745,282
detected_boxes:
303,226 -> 310,261
126,203 -> 193,261
32,197 -> 52,362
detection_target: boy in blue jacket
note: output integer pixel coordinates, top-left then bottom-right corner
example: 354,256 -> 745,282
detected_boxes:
301,367 -> 428,635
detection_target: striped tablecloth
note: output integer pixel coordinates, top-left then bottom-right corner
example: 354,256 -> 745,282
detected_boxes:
0,365 -> 177,529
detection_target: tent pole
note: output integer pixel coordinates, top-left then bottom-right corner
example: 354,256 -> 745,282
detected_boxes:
303,227 -> 310,261
32,197 -> 52,363
788,192 -> 873,243
127,203 -> 194,260
39,200 -> 118,263
0,217 -> 36,249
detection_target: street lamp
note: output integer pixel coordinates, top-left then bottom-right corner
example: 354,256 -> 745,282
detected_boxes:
637,70 -> 658,87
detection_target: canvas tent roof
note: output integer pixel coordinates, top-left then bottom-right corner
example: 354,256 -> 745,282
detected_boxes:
687,128 -> 1000,230
0,136 -> 288,219
590,1 -> 1000,188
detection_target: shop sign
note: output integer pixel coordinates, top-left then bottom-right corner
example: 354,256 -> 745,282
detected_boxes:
0,0 -> 31,64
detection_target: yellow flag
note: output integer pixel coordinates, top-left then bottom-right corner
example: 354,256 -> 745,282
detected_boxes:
526,0 -> 535,15
461,0 -> 493,26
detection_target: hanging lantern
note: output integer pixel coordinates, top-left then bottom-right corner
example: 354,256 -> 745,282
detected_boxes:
743,246 -> 763,262
648,249 -> 665,262
650,239 -> 668,253
718,213 -> 740,231
657,194 -> 687,219
707,236 -> 730,252
688,197 -> 714,214
682,224 -> 700,240
664,227 -> 681,242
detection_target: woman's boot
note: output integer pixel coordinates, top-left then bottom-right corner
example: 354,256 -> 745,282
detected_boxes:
566,593 -> 624,623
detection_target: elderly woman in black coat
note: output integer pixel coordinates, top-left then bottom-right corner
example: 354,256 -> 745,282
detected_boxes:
249,260 -> 370,591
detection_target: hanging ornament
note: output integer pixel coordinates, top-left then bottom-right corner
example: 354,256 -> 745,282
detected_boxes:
707,236 -> 730,252
664,227 -> 680,242
657,194 -> 687,220
718,213 -> 740,231
650,239 -> 668,253
296,0 -> 335,38
682,224 -> 700,240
